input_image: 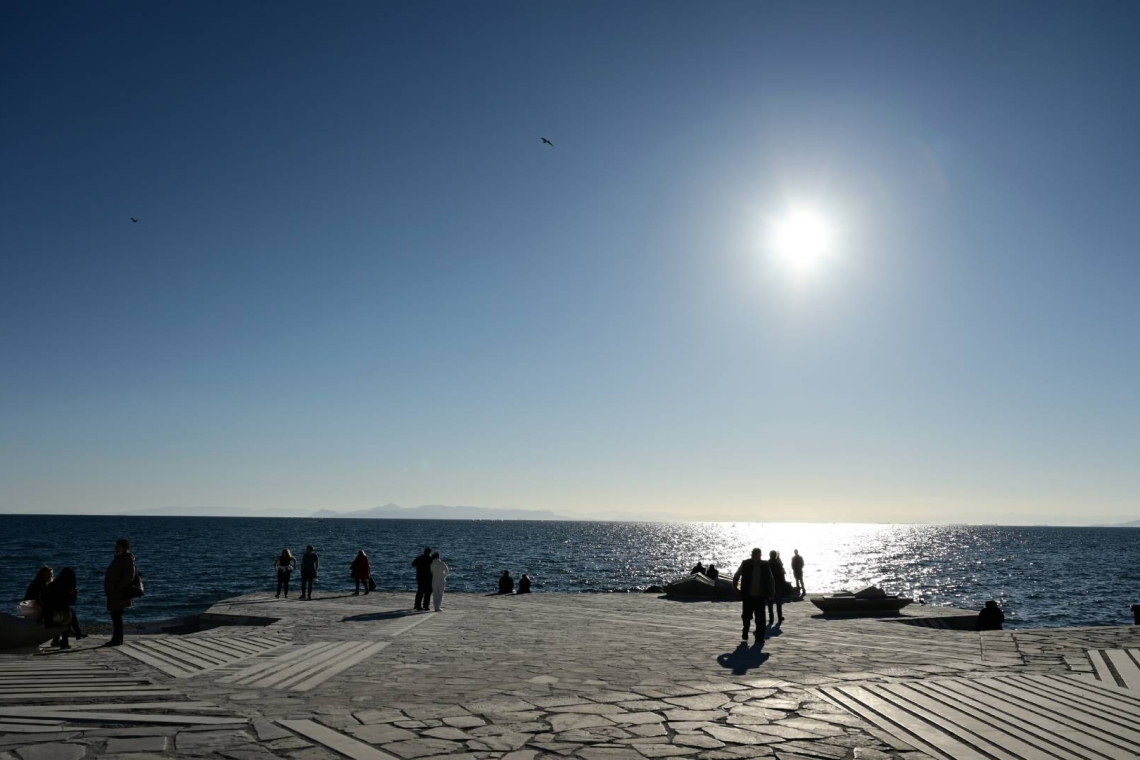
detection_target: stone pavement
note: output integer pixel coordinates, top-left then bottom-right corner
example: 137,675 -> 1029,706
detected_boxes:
2,591 -> 1139,759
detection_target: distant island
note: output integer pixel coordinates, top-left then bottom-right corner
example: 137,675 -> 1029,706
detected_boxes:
310,503 -> 578,521
1103,519 -> 1140,528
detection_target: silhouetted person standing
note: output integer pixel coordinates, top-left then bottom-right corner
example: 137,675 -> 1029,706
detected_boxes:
768,550 -> 787,624
498,570 -> 514,594
976,600 -> 1005,631
733,548 -> 773,642
430,552 -> 449,611
351,550 -> 372,595
300,545 -> 319,600
40,567 -> 79,649
791,550 -> 805,594
104,538 -> 136,647
412,547 -> 433,611
274,549 -> 295,598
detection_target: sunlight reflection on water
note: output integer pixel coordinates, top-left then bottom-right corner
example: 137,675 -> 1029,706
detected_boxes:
1,516 -> 1135,629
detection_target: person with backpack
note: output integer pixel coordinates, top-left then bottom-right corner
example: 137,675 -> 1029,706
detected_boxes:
104,538 -> 137,647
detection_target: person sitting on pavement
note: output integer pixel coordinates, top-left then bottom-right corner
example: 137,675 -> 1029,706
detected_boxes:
976,600 -> 1005,631
690,561 -> 705,575
704,564 -> 719,580
517,574 -> 532,593
498,570 -> 515,594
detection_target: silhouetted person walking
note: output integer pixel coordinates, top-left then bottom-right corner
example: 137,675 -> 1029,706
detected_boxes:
274,549 -> 295,598
351,550 -> 372,595
733,548 -> 773,642
498,570 -> 514,594
517,574 -> 532,593
104,538 -> 136,647
300,545 -> 319,600
768,551 -> 786,624
791,550 -> 805,594
430,552 -> 449,611
976,600 -> 1005,631
412,547 -> 433,611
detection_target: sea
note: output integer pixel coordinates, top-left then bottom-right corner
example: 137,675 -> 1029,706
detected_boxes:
2,516 -> 1137,630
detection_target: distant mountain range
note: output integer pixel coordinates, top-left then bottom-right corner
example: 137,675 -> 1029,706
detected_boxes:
310,503 -> 578,521
122,505 -> 311,518
1103,519 -> 1140,528
116,502 -> 668,521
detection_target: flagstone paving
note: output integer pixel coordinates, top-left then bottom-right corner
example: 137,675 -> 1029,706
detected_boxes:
1,590 -> 1138,759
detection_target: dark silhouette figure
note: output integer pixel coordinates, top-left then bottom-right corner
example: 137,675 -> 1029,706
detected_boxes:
412,547 -> 433,611
733,548 -> 774,642
40,567 -> 79,649
104,538 -> 136,647
704,564 -> 719,580
498,570 -> 514,594
24,566 -> 52,603
517,574 -> 532,594
976,600 -> 1005,631
690,561 -> 705,575
274,549 -> 295,598
791,549 -> 805,594
130,217 -> 138,223
351,550 -> 372,595
300,545 -> 319,600
768,551 -> 787,624
1132,604 -> 1140,626
541,137 -> 553,146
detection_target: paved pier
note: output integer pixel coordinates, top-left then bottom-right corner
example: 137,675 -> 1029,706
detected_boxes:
2,591 -> 1139,759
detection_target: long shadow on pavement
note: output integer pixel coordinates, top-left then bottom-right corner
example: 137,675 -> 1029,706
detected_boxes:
717,641 -> 770,676
342,610 -> 427,623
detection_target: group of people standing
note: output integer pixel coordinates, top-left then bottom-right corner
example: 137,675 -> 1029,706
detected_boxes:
270,545 -> 453,612
21,538 -> 139,649
732,548 -> 805,642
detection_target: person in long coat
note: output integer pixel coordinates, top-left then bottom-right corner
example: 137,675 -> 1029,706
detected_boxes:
767,551 -> 788,624
732,548 -> 774,642
430,552 -> 449,611
300,545 -> 319,600
351,550 -> 372,595
104,538 -> 136,647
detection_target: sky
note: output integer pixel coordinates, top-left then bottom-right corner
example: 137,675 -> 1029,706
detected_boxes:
2,2 -> 1139,524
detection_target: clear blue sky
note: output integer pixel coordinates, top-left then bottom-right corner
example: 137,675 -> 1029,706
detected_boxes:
3,2 -> 1139,523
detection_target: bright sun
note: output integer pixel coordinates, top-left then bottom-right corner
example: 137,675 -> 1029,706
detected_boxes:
771,208 -> 834,277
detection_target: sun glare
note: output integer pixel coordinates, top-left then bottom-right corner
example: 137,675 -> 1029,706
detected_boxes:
771,208 -> 834,277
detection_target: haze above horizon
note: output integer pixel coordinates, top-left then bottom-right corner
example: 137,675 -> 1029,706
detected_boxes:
2,2 -> 1139,524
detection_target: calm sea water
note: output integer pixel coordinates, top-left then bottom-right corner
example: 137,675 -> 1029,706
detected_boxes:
1,516 -> 1137,630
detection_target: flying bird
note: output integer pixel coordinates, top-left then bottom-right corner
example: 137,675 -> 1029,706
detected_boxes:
130,217 -> 138,223
541,137 -> 553,146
